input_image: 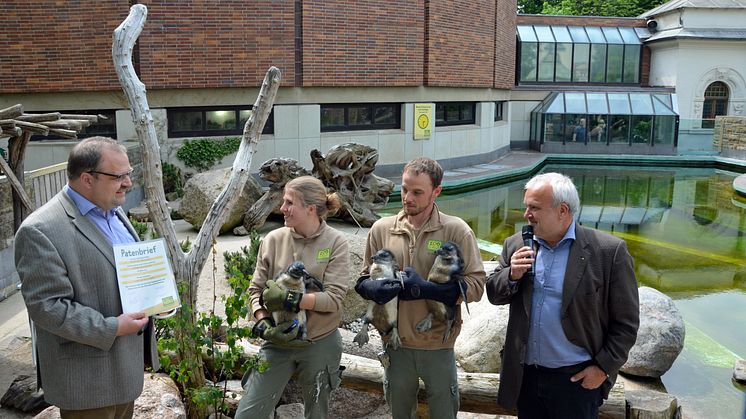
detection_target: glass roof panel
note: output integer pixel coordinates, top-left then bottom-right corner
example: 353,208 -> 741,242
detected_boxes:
546,93 -> 566,113
551,26 -> 572,43
601,27 -> 624,44
586,93 -> 609,114
565,93 -> 587,113
652,95 -> 676,115
629,93 -> 654,114
585,27 -> 606,43
533,92 -> 678,117
568,26 -> 589,43
608,93 -> 631,114
619,27 -> 641,44
534,25 -> 555,42
517,25 -> 537,42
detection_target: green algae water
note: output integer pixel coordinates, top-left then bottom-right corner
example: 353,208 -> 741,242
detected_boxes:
388,164 -> 746,418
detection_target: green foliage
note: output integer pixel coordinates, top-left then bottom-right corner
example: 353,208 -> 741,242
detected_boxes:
519,0 -> 666,17
156,230 -> 263,416
161,161 -> 184,198
129,217 -> 150,241
176,137 -> 242,172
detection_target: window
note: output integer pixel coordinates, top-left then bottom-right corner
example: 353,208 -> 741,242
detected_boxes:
436,102 -> 476,126
320,103 -> 400,132
29,110 -> 117,141
702,82 -> 729,129
167,106 -> 274,138
494,101 -> 505,121
517,25 -> 642,85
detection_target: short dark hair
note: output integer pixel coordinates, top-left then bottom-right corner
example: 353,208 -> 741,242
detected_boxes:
403,157 -> 443,188
67,136 -> 126,180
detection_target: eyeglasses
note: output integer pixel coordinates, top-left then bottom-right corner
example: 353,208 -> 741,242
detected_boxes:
87,169 -> 133,182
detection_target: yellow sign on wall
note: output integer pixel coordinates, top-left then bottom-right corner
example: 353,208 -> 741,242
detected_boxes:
414,103 -> 432,140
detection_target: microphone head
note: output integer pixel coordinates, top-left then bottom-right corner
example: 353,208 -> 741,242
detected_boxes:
521,224 -> 534,240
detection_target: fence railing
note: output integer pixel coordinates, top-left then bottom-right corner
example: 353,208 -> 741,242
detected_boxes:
28,162 -> 67,209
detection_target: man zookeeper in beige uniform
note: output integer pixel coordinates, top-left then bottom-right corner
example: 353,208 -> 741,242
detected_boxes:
355,157 -> 486,418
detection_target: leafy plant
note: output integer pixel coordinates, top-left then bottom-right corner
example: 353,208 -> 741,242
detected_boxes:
162,161 -> 184,198
176,137 -> 242,172
129,217 -> 150,241
156,229 -> 263,417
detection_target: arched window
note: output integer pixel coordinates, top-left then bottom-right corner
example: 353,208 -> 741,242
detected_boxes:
702,81 -> 729,128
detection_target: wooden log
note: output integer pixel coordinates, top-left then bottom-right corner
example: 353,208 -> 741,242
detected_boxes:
14,120 -> 49,135
0,119 -> 16,129
47,128 -> 77,139
59,113 -> 103,122
0,104 -> 23,120
8,131 -> 33,231
0,156 -> 35,212
16,112 -> 61,123
2,127 -> 22,138
232,341 -> 625,418
42,120 -> 87,131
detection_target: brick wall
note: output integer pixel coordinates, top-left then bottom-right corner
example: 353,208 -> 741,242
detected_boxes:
425,0 -> 494,87
516,14 -> 646,28
137,0 -> 296,89
495,0 -> 518,89
302,0 -> 424,87
0,1 -> 130,93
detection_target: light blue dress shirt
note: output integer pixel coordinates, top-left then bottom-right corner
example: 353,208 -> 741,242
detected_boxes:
65,185 -> 136,245
525,220 -> 591,368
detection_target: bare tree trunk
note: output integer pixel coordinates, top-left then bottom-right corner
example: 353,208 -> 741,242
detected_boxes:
112,4 -> 280,417
8,131 -> 33,232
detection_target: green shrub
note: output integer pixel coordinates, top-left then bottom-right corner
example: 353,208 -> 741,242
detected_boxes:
176,137 -> 242,172
162,161 -> 184,197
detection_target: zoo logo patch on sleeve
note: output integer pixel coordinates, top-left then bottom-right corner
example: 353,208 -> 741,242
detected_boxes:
427,240 -> 443,253
316,248 -> 332,263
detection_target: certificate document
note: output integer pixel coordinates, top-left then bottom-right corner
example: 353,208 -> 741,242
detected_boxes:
114,238 -> 181,316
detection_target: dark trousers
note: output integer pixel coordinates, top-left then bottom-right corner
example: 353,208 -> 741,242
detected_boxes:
517,363 -> 602,419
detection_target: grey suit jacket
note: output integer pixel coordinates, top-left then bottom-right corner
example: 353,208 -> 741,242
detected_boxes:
15,190 -> 159,410
486,224 -> 639,410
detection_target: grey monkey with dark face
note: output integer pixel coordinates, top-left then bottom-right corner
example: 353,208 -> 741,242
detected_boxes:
416,241 -> 466,342
270,261 -> 323,342
353,249 -> 403,350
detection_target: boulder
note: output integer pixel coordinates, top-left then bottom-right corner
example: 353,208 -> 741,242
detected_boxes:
734,359 -> 746,383
33,373 -> 185,419
179,168 -> 263,234
454,293 -> 509,373
625,389 -> 681,419
621,287 -> 685,378
340,231 -> 369,326
0,374 -> 48,413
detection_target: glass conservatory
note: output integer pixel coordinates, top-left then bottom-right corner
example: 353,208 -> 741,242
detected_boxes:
529,91 -> 679,153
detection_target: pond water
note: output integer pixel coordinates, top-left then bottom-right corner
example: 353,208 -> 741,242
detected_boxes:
388,164 -> 746,418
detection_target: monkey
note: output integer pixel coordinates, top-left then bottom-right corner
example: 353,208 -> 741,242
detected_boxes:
415,241 -> 466,342
353,249 -> 403,350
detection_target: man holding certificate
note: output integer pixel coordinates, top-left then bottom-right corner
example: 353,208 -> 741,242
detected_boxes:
15,137 -> 159,419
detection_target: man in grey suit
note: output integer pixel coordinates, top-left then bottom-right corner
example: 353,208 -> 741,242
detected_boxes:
486,172 -> 639,418
15,136 -> 159,419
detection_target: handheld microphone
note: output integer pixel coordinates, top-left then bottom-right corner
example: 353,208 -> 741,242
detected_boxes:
521,225 -> 534,275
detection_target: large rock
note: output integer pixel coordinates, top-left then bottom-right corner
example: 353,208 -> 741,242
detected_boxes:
179,168 -> 263,234
0,374 -> 48,413
735,359 -> 746,383
454,293 -> 510,373
625,389 -> 681,419
340,231 -> 370,326
33,373 -> 185,419
621,287 -> 685,378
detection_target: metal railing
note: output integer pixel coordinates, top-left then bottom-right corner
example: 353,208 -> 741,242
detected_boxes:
28,162 -> 67,209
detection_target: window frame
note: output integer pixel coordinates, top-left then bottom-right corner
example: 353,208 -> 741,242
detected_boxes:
167,105 -> 274,138
702,81 -> 729,129
436,102 -> 476,127
495,101 -> 506,122
320,103 -> 401,132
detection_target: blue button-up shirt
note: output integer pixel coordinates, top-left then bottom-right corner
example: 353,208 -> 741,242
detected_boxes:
65,185 -> 136,245
525,220 -> 591,368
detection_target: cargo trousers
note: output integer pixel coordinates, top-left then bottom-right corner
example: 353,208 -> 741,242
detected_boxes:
234,329 -> 343,419
384,346 -> 460,419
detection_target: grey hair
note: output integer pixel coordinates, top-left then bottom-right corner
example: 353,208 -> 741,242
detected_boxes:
525,172 -> 580,215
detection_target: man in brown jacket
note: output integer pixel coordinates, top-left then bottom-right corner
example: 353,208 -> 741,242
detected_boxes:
486,172 -> 639,418
355,157 -> 486,419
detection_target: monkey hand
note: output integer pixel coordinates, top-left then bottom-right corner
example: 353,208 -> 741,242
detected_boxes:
262,280 -> 303,313
354,275 -> 402,305
399,267 -> 465,306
